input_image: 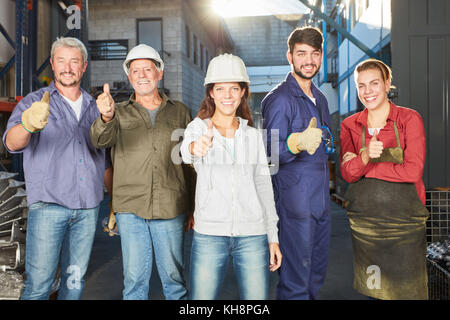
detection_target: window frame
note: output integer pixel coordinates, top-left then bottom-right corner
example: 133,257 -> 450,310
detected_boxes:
136,18 -> 163,56
88,39 -> 129,61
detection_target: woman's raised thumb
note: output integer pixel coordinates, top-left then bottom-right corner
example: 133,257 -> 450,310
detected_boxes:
371,129 -> 378,141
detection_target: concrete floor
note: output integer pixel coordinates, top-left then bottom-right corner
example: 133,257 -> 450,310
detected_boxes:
82,195 -> 367,300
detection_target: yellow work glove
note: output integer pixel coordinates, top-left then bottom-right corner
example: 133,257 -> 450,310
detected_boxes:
103,202 -> 118,237
287,117 -> 322,155
21,91 -> 50,133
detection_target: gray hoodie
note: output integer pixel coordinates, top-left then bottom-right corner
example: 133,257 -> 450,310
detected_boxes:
180,117 -> 279,243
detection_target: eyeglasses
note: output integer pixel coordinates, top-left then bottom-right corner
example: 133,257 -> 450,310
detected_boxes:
321,125 -> 336,154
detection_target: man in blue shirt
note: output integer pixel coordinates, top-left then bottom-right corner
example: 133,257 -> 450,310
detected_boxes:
262,27 -> 331,300
3,37 -> 105,300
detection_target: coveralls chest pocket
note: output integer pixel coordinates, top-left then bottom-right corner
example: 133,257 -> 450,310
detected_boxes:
291,117 -> 309,132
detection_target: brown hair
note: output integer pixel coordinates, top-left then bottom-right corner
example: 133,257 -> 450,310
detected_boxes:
196,82 -> 254,127
354,58 -> 393,83
287,27 -> 323,53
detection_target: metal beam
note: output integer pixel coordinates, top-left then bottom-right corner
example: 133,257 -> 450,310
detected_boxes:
15,0 -> 26,97
298,0 -> 379,59
0,24 -> 15,49
0,56 -> 15,80
321,0 -> 327,83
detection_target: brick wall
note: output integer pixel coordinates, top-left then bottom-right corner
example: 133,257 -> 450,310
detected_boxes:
223,15 -> 299,67
89,0 -> 182,103
88,0 -> 220,116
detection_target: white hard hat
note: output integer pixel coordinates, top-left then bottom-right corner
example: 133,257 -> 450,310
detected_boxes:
204,53 -> 250,86
123,44 -> 164,75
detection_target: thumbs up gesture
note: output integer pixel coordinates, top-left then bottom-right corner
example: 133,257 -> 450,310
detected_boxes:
189,119 -> 214,157
21,91 -> 50,133
287,117 -> 323,155
367,130 -> 383,159
97,83 -> 115,122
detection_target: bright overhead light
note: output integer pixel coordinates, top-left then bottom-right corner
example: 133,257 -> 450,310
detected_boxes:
212,0 -> 244,18
211,0 -> 309,18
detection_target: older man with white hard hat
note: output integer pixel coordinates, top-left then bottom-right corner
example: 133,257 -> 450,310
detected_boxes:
90,44 -> 194,300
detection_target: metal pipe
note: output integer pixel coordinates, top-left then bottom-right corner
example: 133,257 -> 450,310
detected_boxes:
0,242 -> 25,270
0,180 -> 25,203
322,0 -> 327,83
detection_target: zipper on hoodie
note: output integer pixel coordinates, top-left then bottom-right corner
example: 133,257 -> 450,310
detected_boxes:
230,133 -> 237,236
213,121 -> 242,237
231,132 -> 239,236
231,161 -> 236,236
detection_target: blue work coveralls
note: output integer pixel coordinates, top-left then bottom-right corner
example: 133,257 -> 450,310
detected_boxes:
261,73 -> 331,300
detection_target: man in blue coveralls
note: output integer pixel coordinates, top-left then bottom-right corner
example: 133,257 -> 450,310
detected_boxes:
261,27 -> 331,300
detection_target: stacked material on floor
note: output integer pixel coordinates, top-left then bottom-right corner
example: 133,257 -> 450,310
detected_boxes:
0,172 -> 27,300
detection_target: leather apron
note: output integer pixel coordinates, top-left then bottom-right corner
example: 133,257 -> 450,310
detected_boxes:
344,124 -> 429,299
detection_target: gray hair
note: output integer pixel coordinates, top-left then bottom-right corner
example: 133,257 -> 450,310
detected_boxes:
51,37 -> 88,63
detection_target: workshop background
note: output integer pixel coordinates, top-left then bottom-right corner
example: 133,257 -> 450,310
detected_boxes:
0,0 -> 448,300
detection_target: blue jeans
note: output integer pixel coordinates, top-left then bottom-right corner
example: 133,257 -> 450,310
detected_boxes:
189,231 -> 269,300
115,213 -> 187,300
21,202 -> 99,300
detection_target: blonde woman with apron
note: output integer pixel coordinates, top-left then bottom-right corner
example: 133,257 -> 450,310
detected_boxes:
339,59 -> 429,300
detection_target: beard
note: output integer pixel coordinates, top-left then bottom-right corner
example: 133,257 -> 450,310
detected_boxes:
293,64 -> 320,80
132,81 -> 159,96
55,72 -> 81,87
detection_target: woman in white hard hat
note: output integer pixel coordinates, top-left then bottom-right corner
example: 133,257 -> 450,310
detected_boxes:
180,54 -> 282,300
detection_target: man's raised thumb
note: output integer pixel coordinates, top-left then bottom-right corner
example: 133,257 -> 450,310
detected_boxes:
103,83 -> 110,95
307,117 -> 317,129
41,91 -> 50,104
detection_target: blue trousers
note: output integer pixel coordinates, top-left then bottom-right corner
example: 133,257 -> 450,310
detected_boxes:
21,202 -> 99,300
276,211 -> 331,300
189,232 -> 270,300
116,213 -> 188,300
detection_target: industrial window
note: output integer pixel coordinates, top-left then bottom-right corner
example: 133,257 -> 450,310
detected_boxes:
185,24 -> 191,58
89,40 -> 128,60
137,18 -> 163,88
137,18 -> 162,56
193,35 -> 198,65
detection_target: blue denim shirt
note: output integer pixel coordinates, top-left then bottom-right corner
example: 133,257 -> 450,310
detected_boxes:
3,82 -> 105,209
